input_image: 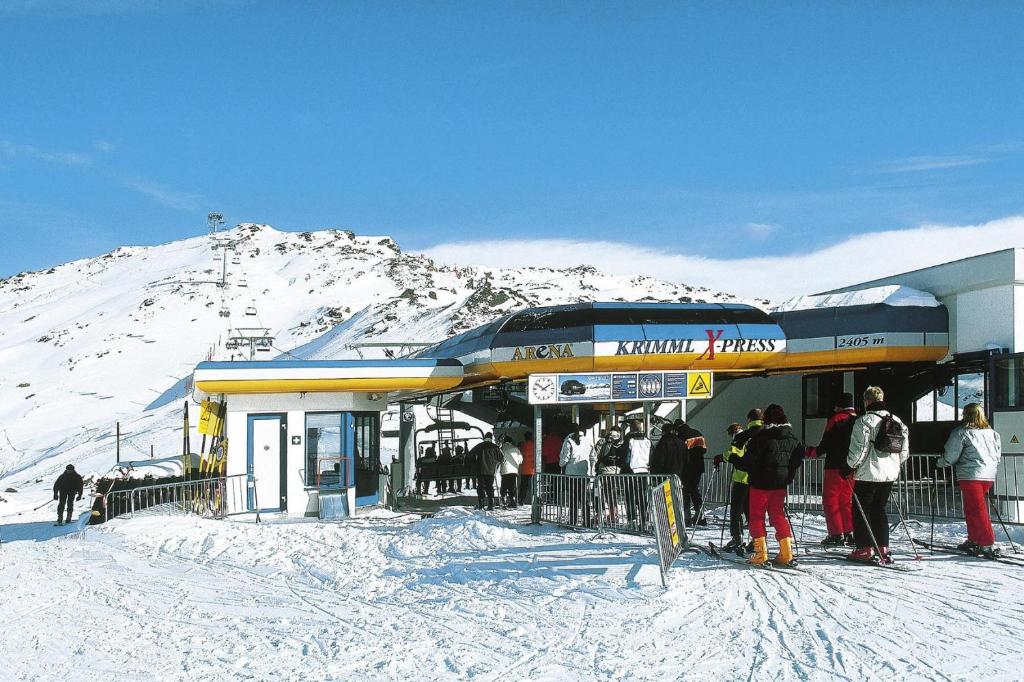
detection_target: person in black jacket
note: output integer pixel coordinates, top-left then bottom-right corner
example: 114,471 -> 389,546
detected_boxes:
466,433 -> 503,510
53,464 -> 84,526
651,423 -> 683,476
674,419 -> 708,526
733,404 -> 804,566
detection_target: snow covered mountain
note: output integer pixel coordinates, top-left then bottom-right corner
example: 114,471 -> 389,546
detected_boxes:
0,223 -> 748,486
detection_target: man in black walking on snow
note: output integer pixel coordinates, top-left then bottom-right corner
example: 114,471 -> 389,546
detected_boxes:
53,464 -> 84,526
466,433 -> 503,510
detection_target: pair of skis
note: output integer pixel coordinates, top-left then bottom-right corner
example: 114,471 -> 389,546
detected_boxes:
705,542 -> 808,573
910,538 -> 1024,568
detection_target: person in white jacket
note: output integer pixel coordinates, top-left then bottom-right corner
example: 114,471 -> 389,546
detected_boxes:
846,385 -> 910,564
937,403 -> 1002,557
499,437 -> 524,508
560,424 -> 595,526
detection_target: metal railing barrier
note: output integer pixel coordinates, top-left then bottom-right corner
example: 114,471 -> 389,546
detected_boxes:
102,474 -> 254,522
533,472 -> 688,537
699,452 -> 1024,525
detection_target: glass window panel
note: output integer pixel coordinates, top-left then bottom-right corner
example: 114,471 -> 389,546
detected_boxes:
306,413 -> 342,487
914,392 -> 935,423
995,358 -> 1024,409
956,372 -> 986,412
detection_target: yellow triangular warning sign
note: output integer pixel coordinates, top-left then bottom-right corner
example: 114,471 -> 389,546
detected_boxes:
688,372 -> 712,397
1012,434 -> 1021,444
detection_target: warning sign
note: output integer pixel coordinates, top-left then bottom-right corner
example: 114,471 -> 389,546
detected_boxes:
1012,434 -> 1021,445
688,372 -> 712,397
198,399 -> 224,436
663,480 -> 679,549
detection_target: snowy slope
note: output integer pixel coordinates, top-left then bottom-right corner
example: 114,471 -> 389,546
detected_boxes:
1,506 -> 1022,681
0,224 -> 747,488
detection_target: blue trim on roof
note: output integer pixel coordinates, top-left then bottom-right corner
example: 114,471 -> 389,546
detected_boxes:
196,359 -> 462,370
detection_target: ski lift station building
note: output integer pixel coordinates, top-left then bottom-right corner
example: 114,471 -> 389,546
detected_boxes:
192,248 -> 1024,521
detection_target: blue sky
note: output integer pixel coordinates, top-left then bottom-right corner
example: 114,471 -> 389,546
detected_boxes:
1,1 -> 1023,279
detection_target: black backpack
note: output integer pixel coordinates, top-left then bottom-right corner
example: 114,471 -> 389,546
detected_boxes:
872,413 -> 905,454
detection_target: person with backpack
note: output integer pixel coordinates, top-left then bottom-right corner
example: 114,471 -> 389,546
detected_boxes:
466,433 -> 503,510
674,419 -> 708,526
936,403 -> 1002,558
733,404 -> 804,566
717,409 -> 763,553
846,386 -> 910,564
53,464 -> 84,526
499,436 -> 524,508
815,392 -> 858,547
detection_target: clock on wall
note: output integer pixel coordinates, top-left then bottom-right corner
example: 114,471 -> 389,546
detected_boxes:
531,376 -> 556,402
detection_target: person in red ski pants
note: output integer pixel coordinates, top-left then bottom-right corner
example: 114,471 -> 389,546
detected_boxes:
815,393 -> 857,546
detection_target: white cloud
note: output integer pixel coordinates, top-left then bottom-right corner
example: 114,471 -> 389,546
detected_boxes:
747,222 -> 779,238
420,215 -> 1024,300
114,176 -> 202,212
93,139 -> 116,153
0,139 -> 92,168
876,154 -> 990,174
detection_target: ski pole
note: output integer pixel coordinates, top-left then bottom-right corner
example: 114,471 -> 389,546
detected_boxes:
34,499 -> 54,511
692,467 -> 717,529
888,490 -> 922,560
929,464 -> 937,555
720,470 -> 731,546
783,502 -> 800,557
989,488 -> 1019,555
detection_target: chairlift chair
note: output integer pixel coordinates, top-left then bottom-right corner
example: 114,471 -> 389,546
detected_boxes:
219,307 -> 231,318
225,339 -> 240,350
238,280 -> 248,288
231,256 -> 241,265
245,306 -> 257,316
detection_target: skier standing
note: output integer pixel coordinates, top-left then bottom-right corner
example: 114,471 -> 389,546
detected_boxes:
467,434 -> 503,510
816,393 -> 858,547
53,464 -> 84,526
719,409 -> 763,552
623,420 -> 652,529
651,423 -> 683,477
518,432 -> 536,505
937,403 -> 1002,558
560,424 -> 595,526
733,404 -> 804,566
846,386 -> 910,564
498,436 -> 523,508
674,419 -> 708,525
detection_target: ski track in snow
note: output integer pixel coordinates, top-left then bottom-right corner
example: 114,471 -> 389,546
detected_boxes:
1,509 -> 1023,681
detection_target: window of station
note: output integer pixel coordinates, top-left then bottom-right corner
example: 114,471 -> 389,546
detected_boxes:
994,356 -> 1024,410
803,374 -> 844,418
913,372 -> 987,423
306,413 -> 346,488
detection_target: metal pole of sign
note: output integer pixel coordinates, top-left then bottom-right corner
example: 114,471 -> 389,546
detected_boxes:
609,403 -> 616,431
643,402 -> 651,435
531,404 -> 543,523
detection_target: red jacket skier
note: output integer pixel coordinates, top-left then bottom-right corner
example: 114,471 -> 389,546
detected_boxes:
815,393 -> 858,546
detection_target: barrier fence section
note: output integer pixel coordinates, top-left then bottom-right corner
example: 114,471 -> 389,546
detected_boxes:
533,472 -> 689,539
700,453 -> 1024,525
650,478 -> 689,586
104,474 -> 254,522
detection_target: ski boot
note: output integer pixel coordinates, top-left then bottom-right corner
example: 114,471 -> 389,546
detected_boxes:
747,537 -> 769,566
877,546 -> 894,565
979,545 -> 1001,559
723,537 -> 744,553
843,532 -> 856,547
957,540 -> 983,555
847,547 -> 876,563
820,534 -> 845,547
773,537 -> 796,567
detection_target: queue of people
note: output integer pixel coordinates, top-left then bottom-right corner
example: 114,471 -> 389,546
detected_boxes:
412,384 -> 1005,564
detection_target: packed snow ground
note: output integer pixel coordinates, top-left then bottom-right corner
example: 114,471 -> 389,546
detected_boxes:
2,495 -> 1023,681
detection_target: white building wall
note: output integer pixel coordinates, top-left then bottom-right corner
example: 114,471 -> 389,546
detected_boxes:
223,391 -> 387,516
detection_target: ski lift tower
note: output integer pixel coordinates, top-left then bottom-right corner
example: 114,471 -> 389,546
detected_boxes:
208,211 -> 225,235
